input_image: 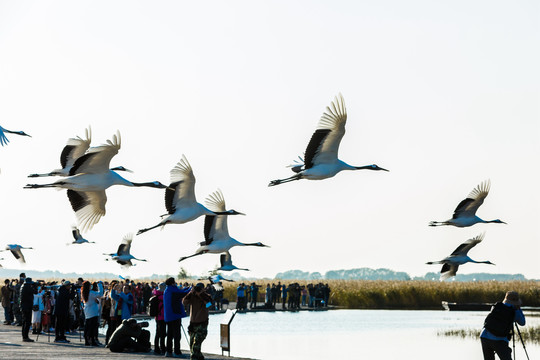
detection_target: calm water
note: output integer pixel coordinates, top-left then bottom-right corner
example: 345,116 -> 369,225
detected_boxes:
132,309 -> 540,360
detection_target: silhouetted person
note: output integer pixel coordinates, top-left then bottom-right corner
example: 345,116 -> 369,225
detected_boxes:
54,280 -> 73,343
480,291 -> 526,360
19,278 -> 34,342
106,318 -> 151,353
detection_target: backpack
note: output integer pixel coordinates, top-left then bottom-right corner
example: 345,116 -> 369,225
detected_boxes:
148,295 -> 159,317
484,302 -> 515,338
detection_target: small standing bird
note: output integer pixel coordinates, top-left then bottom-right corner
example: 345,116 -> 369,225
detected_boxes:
1,244 -> 33,264
104,233 -> 146,268
137,156 -> 243,235
24,131 -> 166,232
429,180 -> 506,227
218,251 -> 249,271
426,233 -> 494,280
268,94 -> 388,187
0,125 -> 31,146
68,225 -> 95,245
179,189 -> 267,262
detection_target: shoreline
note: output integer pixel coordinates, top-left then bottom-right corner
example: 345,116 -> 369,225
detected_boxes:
0,316 -> 256,360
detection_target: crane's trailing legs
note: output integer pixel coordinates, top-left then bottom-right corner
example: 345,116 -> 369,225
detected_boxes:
24,182 -> 66,189
268,174 -> 302,187
137,220 -> 173,235
178,252 -> 206,262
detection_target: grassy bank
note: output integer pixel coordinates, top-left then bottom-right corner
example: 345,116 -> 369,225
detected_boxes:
213,280 -> 540,310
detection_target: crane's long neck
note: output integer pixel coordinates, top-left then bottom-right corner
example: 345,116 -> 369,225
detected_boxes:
131,181 -> 166,188
467,258 -> 492,264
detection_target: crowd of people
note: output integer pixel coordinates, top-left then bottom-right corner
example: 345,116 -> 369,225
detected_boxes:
1,274 -> 333,358
233,282 -> 331,310
0,273 -> 214,358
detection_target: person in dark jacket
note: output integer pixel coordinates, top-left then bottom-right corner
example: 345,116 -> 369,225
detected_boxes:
183,283 -> 212,360
152,282 -> 166,355
1,279 -> 14,325
54,280 -> 73,343
106,318 -> 151,353
12,273 -> 25,326
163,277 -> 190,358
480,291 -> 526,360
19,278 -> 35,342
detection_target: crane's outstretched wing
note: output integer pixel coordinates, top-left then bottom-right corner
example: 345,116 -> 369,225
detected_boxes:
11,249 -> 26,263
452,180 -> 490,218
67,190 -> 107,232
70,131 -> 121,175
165,155 -> 196,213
202,215 -> 217,245
72,225 -> 82,241
204,189 -> 229,237
0,126 -> 9,146
450,233 -> 485,256
440,263 -> 459,280
304,94 -> 347,169
61,126 -> 92,170
118,233 -> 133,255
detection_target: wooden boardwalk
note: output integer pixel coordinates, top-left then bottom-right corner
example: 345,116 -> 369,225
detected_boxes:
0,323 -> 255,360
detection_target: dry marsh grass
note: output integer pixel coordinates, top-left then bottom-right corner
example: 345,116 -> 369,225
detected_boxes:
211,280 -> 540,310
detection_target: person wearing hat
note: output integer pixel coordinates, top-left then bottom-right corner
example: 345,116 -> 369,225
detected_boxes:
480,291 -> 526,360
54,280 -> 73,343
183,282 -> 212,360
19,277 -> 35,342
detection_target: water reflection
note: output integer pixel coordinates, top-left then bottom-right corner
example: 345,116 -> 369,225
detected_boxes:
117,310 -> 540,360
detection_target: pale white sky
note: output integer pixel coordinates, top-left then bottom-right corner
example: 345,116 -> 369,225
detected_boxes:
0,1 -> 538,280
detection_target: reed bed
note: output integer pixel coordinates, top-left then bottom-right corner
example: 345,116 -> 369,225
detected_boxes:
438,326 -> 540,344
212,280 -> 540,310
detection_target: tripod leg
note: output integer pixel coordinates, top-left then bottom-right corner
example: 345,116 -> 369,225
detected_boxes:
512,328 -> 515,360
515,323 -> 530,360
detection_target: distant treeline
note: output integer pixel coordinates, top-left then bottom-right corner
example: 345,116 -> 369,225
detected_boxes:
275,268 -> 528,282
214,280 -> 540,310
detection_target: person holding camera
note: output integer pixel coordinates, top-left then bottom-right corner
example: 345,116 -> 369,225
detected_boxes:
480,291 -> 526,360
31,283 -> 44,335
81,280 -> 104,346
163,277 -> 191,358
54,280 -> 74,343
106,318 -> 151,353
183,282 -> 212,360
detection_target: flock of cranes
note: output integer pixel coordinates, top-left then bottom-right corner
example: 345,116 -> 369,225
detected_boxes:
1,94 -> 507,280
427,180 -> 505,279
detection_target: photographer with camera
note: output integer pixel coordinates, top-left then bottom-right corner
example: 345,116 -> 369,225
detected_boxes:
163,277 -> 191,358
81,280 -> 104,346
106,318 -> 151,353
480,291 -> 526,360
183,282 -> 212,360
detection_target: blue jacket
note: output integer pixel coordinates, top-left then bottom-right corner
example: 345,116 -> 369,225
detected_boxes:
163,285 -> 190,322
111,289 -> 134,320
